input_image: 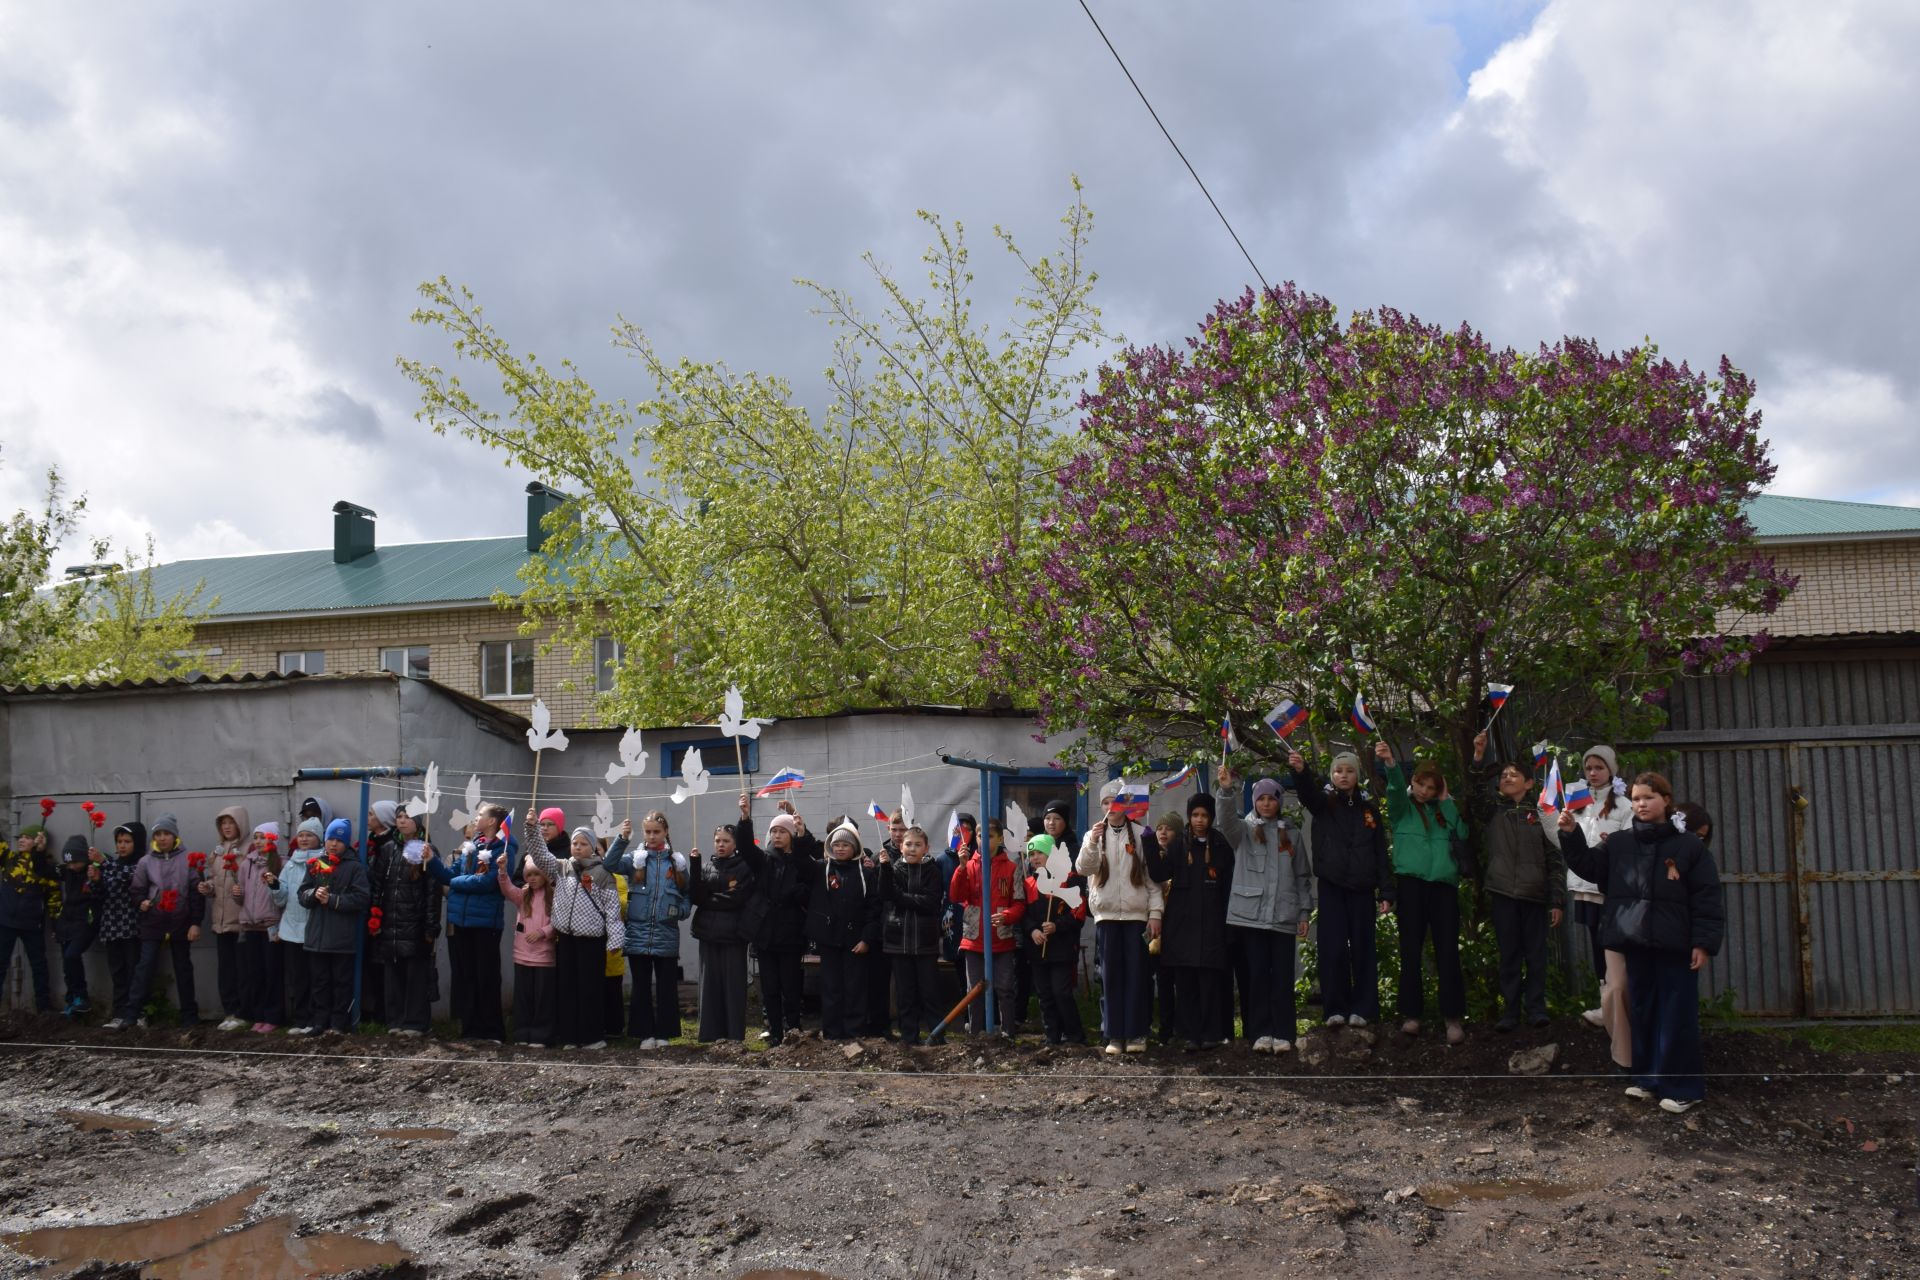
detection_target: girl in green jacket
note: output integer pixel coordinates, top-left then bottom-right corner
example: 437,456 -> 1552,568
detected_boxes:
1375,741 -> 1470,1043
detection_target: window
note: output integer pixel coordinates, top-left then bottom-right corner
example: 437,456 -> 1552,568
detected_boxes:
380,645 -> 431,680
594,636 -> 625,693
277,650 -> 324,675
662,737 -> 758,777
480,639 -> 534,698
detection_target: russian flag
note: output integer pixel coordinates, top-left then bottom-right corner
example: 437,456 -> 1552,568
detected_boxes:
1265,699 -> 1309,740
1486,682 -> 1514,710
1160,763 -> 1194,789
867,801 -> 889,823
1109,779 -> 1150,822
1349,692 -> 1376,736
755,767 -> 805,798
1220,713 -> 1238,754
1538,758 -> 1564,814
946,811 -> 963,851
1532,740 -> 1554,771
1564,774 -> 1594,811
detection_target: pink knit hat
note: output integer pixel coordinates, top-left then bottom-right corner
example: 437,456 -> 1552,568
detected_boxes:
539,807 -> 567,830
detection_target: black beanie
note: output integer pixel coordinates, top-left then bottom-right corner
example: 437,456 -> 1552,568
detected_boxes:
1186,793 -> 1216,819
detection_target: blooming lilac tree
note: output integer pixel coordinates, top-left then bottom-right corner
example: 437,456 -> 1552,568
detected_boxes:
984,284 -> 1795,773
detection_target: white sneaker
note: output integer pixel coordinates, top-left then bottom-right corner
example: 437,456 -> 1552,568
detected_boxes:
1272,1039 -> 1293,1054
1582,1008 -> 1606,1027
581,1040 -> 608,1050
286,1026 -> 315,1037
1625,1085 -> 1654,1100
1252,1036 -> 1274,1053
757,1030 -> 772,1041
1103,1041 -> 1122,1057
1659,1097 -> 1700,1114
1347,1015 -> 1368,1028
638,1037 -> 658,1049
1325,1014 -> 1347,1027
1124,1039 -> 1146,1053
217,1017 -> 247,1032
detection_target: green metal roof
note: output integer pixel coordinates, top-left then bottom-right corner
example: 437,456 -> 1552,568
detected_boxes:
1744,494 -> 1920,540
144,537 -> 534,619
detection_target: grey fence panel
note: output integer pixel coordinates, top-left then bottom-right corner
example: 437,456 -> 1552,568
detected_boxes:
1802,741 -> 1920,1016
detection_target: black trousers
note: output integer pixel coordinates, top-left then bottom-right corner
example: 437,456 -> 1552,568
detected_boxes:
307,950 -> 355,1031
1488,892 -> 1550,1022
448,926 -> 504,1039
1171,965 -> 1223,1046
605,973 -> 626,1037
214,931 -> 242,1017
554,933 -> 608,1046
1396,876 -> 1466,1021
1150,953 -> 1177,1039
890,953 -> 942,1042
281,941 -> 312,1029
757,948 -> 805,1038
698,940 -> 750,1042
1011,948 -> 1035,1027
819,947 -> 867,1040
102,938 -> 138,1017
513,963 -> 556,1045
1032,960 -> 1085,1044
1235,925 -> 1299,1042
1317,884 -> 1381,1022
60,938 -> 91,1004
865,946 -> 893,1036
127,936 -> 197,1023
358,943 -> 385,1026
1574,898 -> 1606,990
239,931 -> 284,1024
628,954 -> 680,1042
382,953 -> 431,1032
0,925 -> 54,1011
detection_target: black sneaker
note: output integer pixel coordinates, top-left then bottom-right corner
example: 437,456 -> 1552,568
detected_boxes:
1529,1014 -> 1551,1029
1493,1018 -> 1517,1033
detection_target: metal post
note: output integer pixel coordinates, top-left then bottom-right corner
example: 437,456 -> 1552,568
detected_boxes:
939,754 -> 1018,1038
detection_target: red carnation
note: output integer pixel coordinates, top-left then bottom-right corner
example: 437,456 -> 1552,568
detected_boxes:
39,798 -> 55,817
367,916 -> 383,936
81,801 -> 95,813
158,888 -> 181,913
369,905 -> 384,917
222,853 -> 239,872
187,851 -> 207,873
90,812 -> 107,829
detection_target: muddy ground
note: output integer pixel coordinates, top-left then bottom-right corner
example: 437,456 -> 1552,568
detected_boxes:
0,1014 -> 1913,1279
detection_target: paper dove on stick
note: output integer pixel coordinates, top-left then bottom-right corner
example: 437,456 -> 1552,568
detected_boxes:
717,685 -> 773,740
899,784 -> 916,830
449,773 -> 483,834
405,762 -> 441,820
1003,799 -> 1030,854
525,698 -> 570,752
604,726 -> 649,785
591,790 -> 617,841
1033,838 -> 1085,912
671,747 -> 712,804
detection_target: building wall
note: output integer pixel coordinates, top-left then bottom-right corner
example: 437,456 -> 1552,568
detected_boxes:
1725,537 -> 1920,637
194,606 -> 609,727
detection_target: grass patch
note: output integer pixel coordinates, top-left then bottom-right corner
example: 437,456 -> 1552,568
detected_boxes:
1754,1022 -> 1920,1055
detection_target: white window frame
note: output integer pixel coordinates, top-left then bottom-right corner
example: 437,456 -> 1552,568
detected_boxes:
277,650 -> 325,675
380,645 -> 432,680
594,636 -> 625,693
480,638 -> 534,699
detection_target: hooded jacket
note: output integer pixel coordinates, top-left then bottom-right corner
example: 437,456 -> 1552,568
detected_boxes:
607,834 -> 690,957
236,824 -> 282,931
880,857 -> 946,956
498,857 -> 556,965
95,822 -> 147,944
269,831 -> 323,946
1218,805 -> 1314,932
427,829 -> 513,930
1568,766 -> 1634,898
131,841 -> 207,941
1469,769 -> 1567,905
1074,821 -> 1165,924
524,826 -> 626,950
54,837 -> 100,945
370,834 -> 441,959
689,839 -> 757,946
1560,817 -> 1724,955
296,840 -> 372,955
1291,768 -> 1394,900
204,804 -> 252,934
1382,765 -> 1470,886
805,853 -> 881,951
1147,827 -> 1235,970
736,817 -> 817,953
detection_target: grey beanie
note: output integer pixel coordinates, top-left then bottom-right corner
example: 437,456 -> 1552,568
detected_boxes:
370,800 -> 399,828
297,817 -> 325,841
1330,752 -> 1362,776
150,813 -> 180,837
1582,745 -> 1620,779
1251,778 -> 1283,801
828,821 -> 863,852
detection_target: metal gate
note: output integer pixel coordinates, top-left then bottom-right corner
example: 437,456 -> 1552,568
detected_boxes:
1664,734 -> 1920,1016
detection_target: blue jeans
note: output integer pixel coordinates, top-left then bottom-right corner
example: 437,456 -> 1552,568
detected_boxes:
0,923 -> 55,1011
126,936 -> 198,1022
1095,920 -> 1147,1043
1626,948 -> 1705,1101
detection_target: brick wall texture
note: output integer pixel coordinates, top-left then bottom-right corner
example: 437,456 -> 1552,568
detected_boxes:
1721,538 -> 1920,638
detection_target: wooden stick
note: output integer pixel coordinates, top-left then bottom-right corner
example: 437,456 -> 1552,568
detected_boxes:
530,752 -> 544,813
733,734 -> 748,798
928,981 -> 988,1040
1040,894 -> 1058,959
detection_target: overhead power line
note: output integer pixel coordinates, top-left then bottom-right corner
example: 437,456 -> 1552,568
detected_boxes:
1072,0 -> 1271,292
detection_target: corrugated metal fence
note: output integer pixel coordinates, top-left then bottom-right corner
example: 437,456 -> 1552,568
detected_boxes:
1653,653 -> 1920,1016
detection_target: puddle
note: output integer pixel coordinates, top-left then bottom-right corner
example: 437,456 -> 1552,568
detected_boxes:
1420,1178 -> 1584,1209
2,1186 -> 410,1278
373,1126 -> 458,1141
2,1186 -> 263,1268
735,1272 -> 848,1279
146,1215 -> 411,1278
58,1109 -> 162,1133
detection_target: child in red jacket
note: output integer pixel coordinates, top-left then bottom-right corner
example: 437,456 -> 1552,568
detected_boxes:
949,820 -> 1027,1036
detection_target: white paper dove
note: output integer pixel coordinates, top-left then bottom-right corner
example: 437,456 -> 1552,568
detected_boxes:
449,773 -> 483,834
591,789 -> 617,841
671,747 -> 712,805
1033,839 -> 1085,911
1003,798 -> 1029,853
525,698 -> 570,752
405,761 -> 441,820
899,784 -> 916,830
603,725 -> 649,785
717,685 -> 773,740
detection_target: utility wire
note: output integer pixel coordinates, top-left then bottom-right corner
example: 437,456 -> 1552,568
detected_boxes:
1073,0 -> 1271,293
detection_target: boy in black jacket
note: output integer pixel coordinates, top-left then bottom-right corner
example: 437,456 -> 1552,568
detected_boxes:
881,825 -> 945,1045
55,837 -> 100,1016
1022,834 -> 1088,1046
739,800 -> 818,1042
1289,750 -> 1392,1027
806,821 -> 881,1040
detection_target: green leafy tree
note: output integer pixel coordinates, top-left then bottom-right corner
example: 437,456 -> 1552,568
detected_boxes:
399,187 -> 1103,723
983,284 -> 1795,776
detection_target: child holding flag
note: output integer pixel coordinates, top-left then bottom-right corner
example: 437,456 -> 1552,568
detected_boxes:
1374,742 -> 1470,1044
1075,781 -> 1163,1054
738,799 -> 816,1043
1573,745 -> 1636,1066
1217,767 -> 1313,1052
1288,751 -> 1392,1027
809,822 -> 882,1040
1470,732 -> 1567,1031
950,816 -> 1027,1037
607,810 -> 688,1048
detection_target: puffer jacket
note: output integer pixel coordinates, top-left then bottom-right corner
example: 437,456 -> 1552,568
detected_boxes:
1292,768 -> 1394,900
204,804 -> 251,934
0,835 -> 59,931
523,828 -> 625,950
428,833 -> 514,930
95,822 -> 146,944
1568,790 -> 1634,898
805,855 -> 880,951
236,827 -> 281,931
54,850 -> 100,947
1147,829 -> 1235,970
370,838 -> 441,960
608,835 -> 689,957
1560,817 -> 1724,955
880,858 -> 945,956
1382,765 -> 1470,885
1074,821 -> 1165,923
737,819 -> 817,953
1020,871 -> 1087,963
689,847 -> 757,945
131,847 -> 206,941
1218,806 -> 1314,932
1470,771 -> 1566,904
269,847 -> 320,945
297,846 -> 372,955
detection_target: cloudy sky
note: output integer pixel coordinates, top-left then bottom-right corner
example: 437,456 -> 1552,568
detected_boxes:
3,0 -> 1915,566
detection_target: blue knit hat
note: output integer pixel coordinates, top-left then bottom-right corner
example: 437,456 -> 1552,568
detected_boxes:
325,817 -> 353,845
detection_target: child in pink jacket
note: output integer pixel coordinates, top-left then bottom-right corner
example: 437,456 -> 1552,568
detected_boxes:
499,854 -> 555,1046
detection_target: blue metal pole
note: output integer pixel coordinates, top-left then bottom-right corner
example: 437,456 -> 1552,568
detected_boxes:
980,767 -> 994,1036
352,775 -> 369,1027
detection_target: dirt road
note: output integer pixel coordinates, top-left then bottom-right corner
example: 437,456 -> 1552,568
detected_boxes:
0,1015 -> 1913,1278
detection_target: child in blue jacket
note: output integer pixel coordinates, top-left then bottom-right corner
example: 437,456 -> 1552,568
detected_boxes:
607,809 -> 688,1048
